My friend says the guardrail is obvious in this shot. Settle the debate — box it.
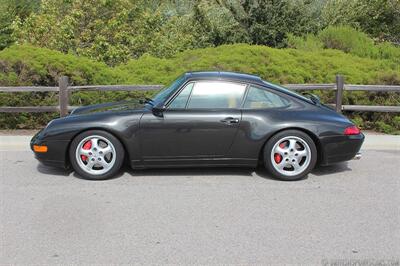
[0,75,399,117]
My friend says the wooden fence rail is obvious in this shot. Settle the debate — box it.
[0,74,399,117]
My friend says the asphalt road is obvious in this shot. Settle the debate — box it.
[1,133,399,265]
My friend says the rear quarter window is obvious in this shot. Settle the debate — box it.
[243,86,289,109]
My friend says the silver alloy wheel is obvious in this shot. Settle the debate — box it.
[75,135,116,175]
[270,136,311,177]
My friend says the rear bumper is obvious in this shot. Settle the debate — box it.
[320,133,364,165]
[30,130,69,169]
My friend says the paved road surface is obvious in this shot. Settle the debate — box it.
[1,133,399,265]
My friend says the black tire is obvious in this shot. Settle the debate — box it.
[263,130,317,181]
[69,130,125,180]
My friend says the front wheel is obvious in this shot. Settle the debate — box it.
[69,130,125,180]
[264,130,317,181]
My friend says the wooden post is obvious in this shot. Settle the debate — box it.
[59,76,69,117]
[335,75,344,113]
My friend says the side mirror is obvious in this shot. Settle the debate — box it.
[152,103,166,117]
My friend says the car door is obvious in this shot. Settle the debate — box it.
[139,80,247,160]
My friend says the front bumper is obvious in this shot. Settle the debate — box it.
[30,129,70,168]
[320,133,365,165]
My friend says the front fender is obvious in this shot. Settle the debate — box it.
[32,110,144,168]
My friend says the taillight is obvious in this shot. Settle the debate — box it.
[344,125,361,135]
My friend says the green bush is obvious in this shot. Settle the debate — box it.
[289,26,400,63]
[319,26,377,57]
[321,0,400,44]
[0,44,399,133]
[287,34,323,51]
[0,45,124,86]
[351,116,364,128]
[376,121,395,134]
[117,44,400,85]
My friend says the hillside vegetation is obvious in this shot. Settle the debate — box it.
[1,0,399,133]
[4,0,399,64]
[1,41,399,133]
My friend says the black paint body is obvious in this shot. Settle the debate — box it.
[31,72,364,169]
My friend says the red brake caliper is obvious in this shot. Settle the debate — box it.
[274,142,286,163]
[274,154,282,163]
[81,140,92,162]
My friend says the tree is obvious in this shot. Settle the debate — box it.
[220,0,321,47]
[322,0,400,43]
[192,0,250,46]
[13,0,143,65]
[0,0,39,50]
[12,0,207,64]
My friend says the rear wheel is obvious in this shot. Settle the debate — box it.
[264,130,317,181]
[69,130,124,180]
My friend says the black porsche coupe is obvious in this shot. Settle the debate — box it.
[31,71,364,181]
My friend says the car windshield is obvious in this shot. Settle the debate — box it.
[151,75,185,105]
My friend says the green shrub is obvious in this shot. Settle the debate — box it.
[319,26,377,57]
[117,44,400,85]
[289,26,400,64]
[0,45,124,86]
[376,42,400,62]
[394,116,400,128]
[350,116,363,128]
[287,34,323,51]
[376,121,395,134]
[0,44,399,133]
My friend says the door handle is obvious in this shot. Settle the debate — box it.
[220,117,240,124]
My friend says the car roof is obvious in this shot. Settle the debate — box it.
[184,71,263,84]
[183,71,314,105]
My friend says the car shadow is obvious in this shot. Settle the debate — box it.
[37,163,125,181]
[37,161,352,181]
[37,163,73,177]
[125,166,255,177]
[126,166,291,181]
[125,165,351,182]
[311,162,352,176]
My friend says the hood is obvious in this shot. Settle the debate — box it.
[70,100,145,116]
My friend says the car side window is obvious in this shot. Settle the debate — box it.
[186,81,246,109]
[168,83,194,109]
[243,86,289,109]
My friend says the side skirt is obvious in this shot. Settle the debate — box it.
[130,158,258,169]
